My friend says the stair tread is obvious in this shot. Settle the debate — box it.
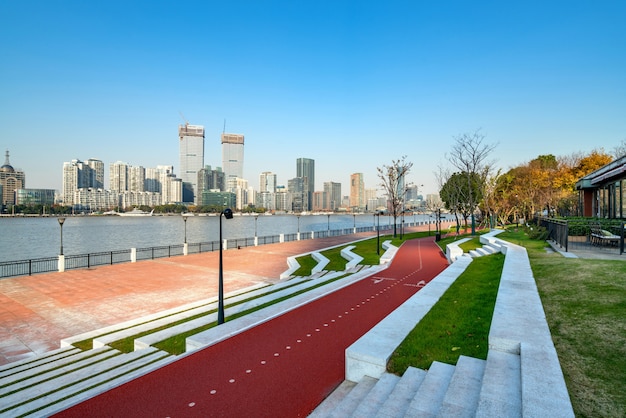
[438,356,486,418]
[375,367,427,418]
[475,350,522,418]
[329,376,378,418]
[404,361,456,417]
[352,373,400,417]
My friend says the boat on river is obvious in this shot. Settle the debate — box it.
[118,209,154,217]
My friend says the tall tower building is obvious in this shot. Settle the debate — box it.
[109,161,129,193]
[62,159,94,206]
[259,172,277,193]
[221,133,245,186]
[296,158,314,211]
[86,159,104,189]
[179,123,205,204]
[323,181,342,211]
[128,166,145,192]
[350,173,365,211]
[1,150,26,207]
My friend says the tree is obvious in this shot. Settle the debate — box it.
[446,130,497,234]
[612,138,626,159]
[377,156,413,237]
[440,171,482,230]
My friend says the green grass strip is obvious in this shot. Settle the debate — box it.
[499,227,626,417]
[108,279,315,353]
[388,252,504,373]
[154,273,351,355]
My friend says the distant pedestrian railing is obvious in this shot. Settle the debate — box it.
[0,220,438,279]
[539,217,569,252]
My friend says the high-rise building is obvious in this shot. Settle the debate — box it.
[259,171,277,193]
[62,159,97,205]
[258,172,277,211]
[323,181,342,211]
[350,173,365,211]
[1,150,26,208]
[296,158,314,211]
[128,166,145,192]
[109,161,129,193]
[179,123,205,204]
[86,159,104,189]
[221,133,244,186]
[198,165,225,194]
[288,177,307,213]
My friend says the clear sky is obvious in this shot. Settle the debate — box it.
[1,1,625,197]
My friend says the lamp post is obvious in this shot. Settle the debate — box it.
[254,215,258,237]
[297,215,300,233]
[327,214,330,235]
[218,208,233,325]
[376,211,380,255]
[57,217,65,255]
[183,215,188,244]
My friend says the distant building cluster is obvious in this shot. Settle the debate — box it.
[2,122,431,213]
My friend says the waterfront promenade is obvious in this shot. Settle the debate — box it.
[0,230,394,366]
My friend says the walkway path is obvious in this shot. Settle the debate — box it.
[52,237,449,417]
[0,232,391,366]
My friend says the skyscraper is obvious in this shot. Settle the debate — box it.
[221,133,244,187]
[109,161,129,193]
[179,123,205,204]
[296,158,314,211]
[62,159,97,206]
[1,150,26,207]
[350,173,365,211]
[323,181,342,211]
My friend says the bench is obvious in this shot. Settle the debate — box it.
[589,223,620,246]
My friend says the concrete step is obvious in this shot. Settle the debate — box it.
[1,347,120,406]
[0,346,117,391]
[328,375,378,418]
[437,356,486,417]
[0,346,81,380]
[351,373,401,417]
[403,361,456,417]
[375,367,427,418]
[308,380,357,418]
[475,350,522,418]
[93,278,310,348]
[3,347,172,417]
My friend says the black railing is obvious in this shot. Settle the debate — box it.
[0,221,430,279]
[0,257,58,278]
[539,217,569,252]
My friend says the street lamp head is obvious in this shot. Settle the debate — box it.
[58,217,65,226]
[222,208,234,219]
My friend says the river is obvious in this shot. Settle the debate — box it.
[0,213,436,263]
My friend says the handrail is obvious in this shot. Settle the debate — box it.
[0,221,434,279]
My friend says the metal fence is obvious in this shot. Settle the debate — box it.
[0,222,412,279]
[539,217,624,255]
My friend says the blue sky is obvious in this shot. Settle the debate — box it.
[1,1,625,197]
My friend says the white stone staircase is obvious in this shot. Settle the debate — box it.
[310,353,523,418]
[311,230,574,418]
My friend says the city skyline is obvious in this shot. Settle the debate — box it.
[1,2,625,197]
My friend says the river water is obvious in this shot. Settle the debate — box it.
[0,213,435,263]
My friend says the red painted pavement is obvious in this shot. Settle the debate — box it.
[54,237,449,418]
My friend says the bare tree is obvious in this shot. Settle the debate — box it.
[377,156,413,237]
[612,138,626,159]
[446,129,497,234]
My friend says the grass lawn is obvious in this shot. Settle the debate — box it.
[499,228,626,418]
[387,252,503,373]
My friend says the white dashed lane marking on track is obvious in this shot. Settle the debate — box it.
[205,245,430,405]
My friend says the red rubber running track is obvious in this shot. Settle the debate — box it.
[54,237,449,417]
